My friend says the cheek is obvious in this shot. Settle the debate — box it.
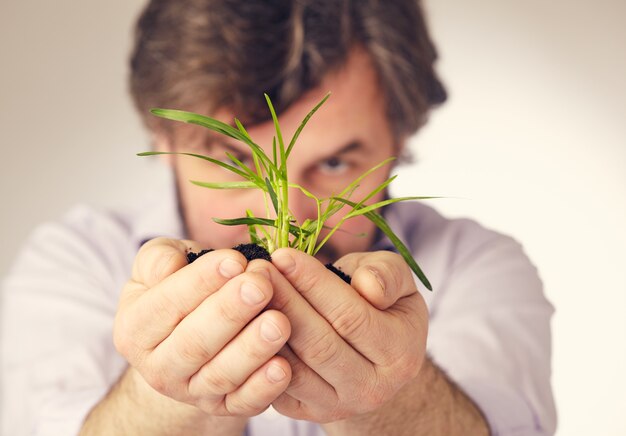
[322,179,388,254]
[180,184,267,247]
[325,214,378,255]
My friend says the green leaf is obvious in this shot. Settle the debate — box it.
[331,198,432,291]
[264,94,286,168]
[342,196,443,219]
[190,180,258,189]
[287,183,318,201]
[357,175,397,206]
[234,118,251,140]
[213,217,311,237]
[225,152,262,182]
[272,137,277,168]
[286,93,331,158]
[337,157,396,200]
[150,108,277,174]
[137,151,251,180]
[150,108,245,141]
[265,177,279,215]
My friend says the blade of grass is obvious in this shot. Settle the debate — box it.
[190,180,259,189]
[355,175,398,206]
[225,152,261,182]
[329,198,432,291]
[336,157,396,200]
[265,177,279,215]
[150,108,277,173]
[138,151,251,180]
[263,94,286,169]
[286,93,331,158]
[213,217,311,237]
[342,196,444,219]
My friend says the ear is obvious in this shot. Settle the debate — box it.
[394,136,414,167]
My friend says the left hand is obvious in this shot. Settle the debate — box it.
[246,248,429,423]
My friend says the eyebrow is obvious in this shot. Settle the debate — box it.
[333,140,364,155]
[210,137,365,160]
[206,137,251,157]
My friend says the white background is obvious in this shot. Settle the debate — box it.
[1,1,624,434]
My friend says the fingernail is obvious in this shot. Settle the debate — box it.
[240,282,265,305]
[367,267,386,293]
[260,320,282,342]
[266,364,287,383]
[272,251,295,274]
[219,258,244,278]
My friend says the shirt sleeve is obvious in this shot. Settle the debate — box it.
[425,225,557,435]
[1,206,133,436]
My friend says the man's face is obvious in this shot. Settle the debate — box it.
[157,49,398,264]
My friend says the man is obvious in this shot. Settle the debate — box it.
[1,1,556,435]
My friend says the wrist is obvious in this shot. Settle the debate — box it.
[81,367,247,436]
[322,358,489,436]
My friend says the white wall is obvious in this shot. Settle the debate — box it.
[1,1,624,435]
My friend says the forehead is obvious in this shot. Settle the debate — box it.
[173,48,394,159]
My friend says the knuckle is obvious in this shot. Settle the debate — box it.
[217,299,250,327]
[113,315,145,365]
[199,365,239,395]
[174,333,209,364]
[240,334,268,362]
[330,303,370,338]
[293,269,321,296]
[196,395,227,415]
[225,395,265,417]
[285,360,310,392]
[135,240,181,284]
[143,364,170,396]
[112,319,130,356]
[302,330,340,367]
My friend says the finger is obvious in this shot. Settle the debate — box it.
[148,271,274,384]
[217,356,292,417]
[249,258,374,391]
[273,344,338,421]
[119,238,200,309]
[271,248,385,359]
[188,310,289,399]
[120,248,248,353]
[132,238,205,288]
[335,251,419,310]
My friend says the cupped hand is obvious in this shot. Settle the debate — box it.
[113,238,292,417]
[247,248,429,423]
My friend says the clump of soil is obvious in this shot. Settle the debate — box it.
[325,263,351,284]
[186,249,214,263]
[232,243,272,262]
[186,244,269,264]
[186,243,351,283]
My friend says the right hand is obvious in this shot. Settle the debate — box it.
[113,238,292,417]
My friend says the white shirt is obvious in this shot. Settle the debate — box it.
[1,177,556,435]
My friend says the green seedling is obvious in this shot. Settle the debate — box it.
[139,93,434,290]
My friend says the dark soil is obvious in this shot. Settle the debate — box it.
[325,263,352,284]
[186,249,214,263]
[186,243,351,284]
[232,243,272,262]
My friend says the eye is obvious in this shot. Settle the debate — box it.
[318,156,350,175]
[226,152,253,167]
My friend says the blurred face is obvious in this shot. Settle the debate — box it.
[156,49,398,264]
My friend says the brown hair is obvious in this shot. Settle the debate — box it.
[129,0,447,140]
